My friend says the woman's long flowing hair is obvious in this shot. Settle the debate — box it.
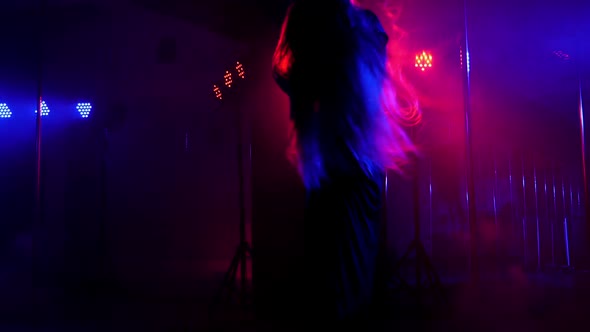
[273,0,421,188]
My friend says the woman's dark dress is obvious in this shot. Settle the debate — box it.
[304,165,384,320]
[274,4,388,321]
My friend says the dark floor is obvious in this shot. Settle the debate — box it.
[2,266,590,331]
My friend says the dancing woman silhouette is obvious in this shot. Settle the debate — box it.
[273,0,420,321]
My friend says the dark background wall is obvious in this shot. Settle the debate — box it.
[0,0,588,322]
[0,1,252,317]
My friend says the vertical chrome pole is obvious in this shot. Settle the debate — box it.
[551,171,557,266]
[508,158,517,260]
[544,170,550,269]
[561,176,569,268]
[33,0,47,326]
[521,156,527,268]
[578,189,582,216]
[565,217,571,267]
[492,155,499,271]
[577,75,590,250]
[429,157,433,256]
[493,156,499,226]
[533,162,541,271]
[35,1,46,223]
[462,0,478,282]
[569,180,575,220]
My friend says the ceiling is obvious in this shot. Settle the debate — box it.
[2,0,586,76]
[131,0,291,40]
[0,0,290,40]
[2,0,586,51]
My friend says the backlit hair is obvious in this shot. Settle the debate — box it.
[273,0,421,188]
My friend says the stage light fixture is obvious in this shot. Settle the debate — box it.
[415,51,433,72]
[0,103,12,118]
[236,61,245,79]
[77,102,92,118]
[224,71,233,88]
[35,101,50,117]
[213,84,223,100]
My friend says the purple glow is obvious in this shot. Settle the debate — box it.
[553,50,570,60]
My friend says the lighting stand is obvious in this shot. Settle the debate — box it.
[577,71,590,269]
[461,0,479,283]
[388,143,446,305]
[32,2,47,327]
[211,81,253,313]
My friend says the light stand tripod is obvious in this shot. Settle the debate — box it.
[33,1,47,326]
[388,0,479,301]
[211,82,253,312]
[388,144,446,304]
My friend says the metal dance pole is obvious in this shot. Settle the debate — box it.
[561,176,571,268]
[35,1,46,226]
[508,159,514,212]
[551,171,557,267]
[577,74,590,256]
[461,0,479,282]
[521,156,528,268]
[429,157,433,256]
[508,159,517,259]
[492,156,499,271]
[579,190,582,213]
[533,163,541,271]
[35,104,43,232]
[33,0,47,326]
[544,170,551,269]
[492,156,498,226]
[35,92,42,212]
[569,181,575,218]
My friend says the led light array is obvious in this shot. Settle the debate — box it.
[76,102,92,118]
[0,103,12,118]
[212,61,247,101]
[415,51,433,72]
[0,101,93,119]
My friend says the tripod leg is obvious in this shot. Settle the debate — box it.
[245,242,253,255]
[416,242,447,302]
[239,242,251,308]
[392,240,417,274]
[390,240,417,290]
[209,241,256,317]
[225,250,244,304]
[213,246,242,307]
[238,244,245,307]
